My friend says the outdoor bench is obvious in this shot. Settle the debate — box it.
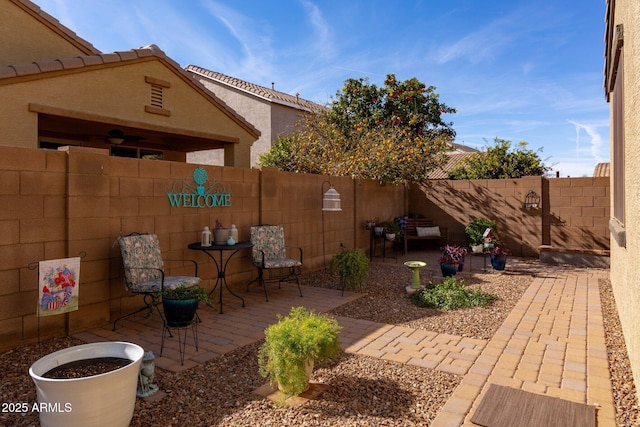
[403,219,447,254]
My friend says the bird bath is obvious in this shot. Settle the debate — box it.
[404,261,427,293]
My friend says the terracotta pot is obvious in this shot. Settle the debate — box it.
[213,228,230,245]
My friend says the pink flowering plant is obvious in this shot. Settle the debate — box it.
[439,245,467,265]
[489,246,511,256]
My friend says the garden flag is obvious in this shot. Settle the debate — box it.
[38,257,80,317]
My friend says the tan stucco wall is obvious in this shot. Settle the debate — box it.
[0,60,256,165]
[2,0,95,66]
[187,77,307,167]
[188,78,271,166]
[608,0,640,401]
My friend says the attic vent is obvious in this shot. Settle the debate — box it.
[150,85,164,108]
[144,76,171,116]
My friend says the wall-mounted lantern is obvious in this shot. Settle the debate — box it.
[523,190,540,209]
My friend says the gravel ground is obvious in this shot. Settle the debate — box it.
[1,260,638,426]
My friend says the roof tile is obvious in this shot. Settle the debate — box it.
[59,57,84,70]
[185,65,325,112]
[116,50,139,61]
[428,152,477,179]
[100,53,121,63]
[12,63,41,76]
[80,55,105,66]
[34,60,64,73]
[0,67,18,79]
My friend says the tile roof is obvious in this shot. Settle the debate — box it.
[185,65,326,112]
[13,0,100,55]
[450,142,478,153]
[428,152,478,179]
[0,44,165,80]
[593,162,610,177]
[0,44,260,139]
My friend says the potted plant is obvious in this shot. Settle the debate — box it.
[363,219,378,231]
[213,219,230,245]
[381,219,400,241]
[489,246,511,270]
[330,246,370,293]
[465,219,497,253]
[439,245,467,277]
[160,285,212,326]
[258,307,342,397]
[29,341,144,427]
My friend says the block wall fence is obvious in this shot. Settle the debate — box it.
[0,146,609,351]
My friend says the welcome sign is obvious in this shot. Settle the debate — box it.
[166,167,231,208]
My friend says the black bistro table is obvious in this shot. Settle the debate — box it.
[188,241,253,313]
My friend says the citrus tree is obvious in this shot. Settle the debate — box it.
[259,74,456,184]
[448,138,551,179]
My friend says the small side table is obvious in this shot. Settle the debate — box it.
[469,250,489,272]
[188,241,253,313]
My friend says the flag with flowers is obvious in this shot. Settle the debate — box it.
[38,257,80,317]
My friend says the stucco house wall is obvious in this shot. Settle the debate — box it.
[605,0,640,402]
[1,0,260,167]
[190,76,273,166]
[186,66,322,167]
[1,0,98,66]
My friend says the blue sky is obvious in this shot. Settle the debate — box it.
[35,0,609,177]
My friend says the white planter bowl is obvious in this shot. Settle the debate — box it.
[29,341,144,427]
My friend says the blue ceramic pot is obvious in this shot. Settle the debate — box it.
[162,298,198,327]
[490,254,507,270]
[440,263,458,277]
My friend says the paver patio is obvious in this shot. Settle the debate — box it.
[74,251,614,426]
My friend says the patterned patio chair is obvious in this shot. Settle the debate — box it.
[247,225,303,301]
[113,233,201,330]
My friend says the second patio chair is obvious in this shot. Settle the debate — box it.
[247,225,303,301]
[113,233,202,331]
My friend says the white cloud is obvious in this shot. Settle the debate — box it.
[300,0,333,59]
[567,119,608,164]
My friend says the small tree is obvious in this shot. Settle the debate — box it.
[448,138,550,179]
[259,74,456,184]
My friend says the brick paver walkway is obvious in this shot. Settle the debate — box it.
[76,257,615,426]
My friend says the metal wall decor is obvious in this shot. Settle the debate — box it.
[523,190,540,209]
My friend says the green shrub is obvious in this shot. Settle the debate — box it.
[258,307,342,396]
[464,218,497,246]
[330,247,369,291]
[409,276,496,310]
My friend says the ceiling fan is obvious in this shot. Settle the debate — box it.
[105,129,146,145]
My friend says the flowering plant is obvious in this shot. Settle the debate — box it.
[363,219,378,230]
[215,220,225,229]
[439,245,467,264]
[489,246,511,256]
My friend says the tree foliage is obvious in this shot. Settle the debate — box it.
[259,74,456,184]
[448,138,551,180]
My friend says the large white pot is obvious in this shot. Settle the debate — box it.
[29,341,144,427]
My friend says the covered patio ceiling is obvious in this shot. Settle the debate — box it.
[37,113,234,153]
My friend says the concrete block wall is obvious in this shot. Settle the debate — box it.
[0,146,405,351]
[0,145,609,351]
[0,147,68,347]
[408,176,609,256]
[547,177,610,250]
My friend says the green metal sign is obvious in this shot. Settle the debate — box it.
[166,167,231,208]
